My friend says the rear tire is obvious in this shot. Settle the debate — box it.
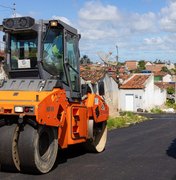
[84,121,107,153]
[18,124,58,174]
[0,124,20,172]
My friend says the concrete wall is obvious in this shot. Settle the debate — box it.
[154,85,167,106]
[143,75,154,110]
[103,74,119,115]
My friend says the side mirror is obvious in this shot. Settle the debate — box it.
[98,81,105,96]
[3,35,6,42]
[81,84,91,97]
[0,25,3,31]
[78,34,81,40]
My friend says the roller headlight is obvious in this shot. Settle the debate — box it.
[14,106,24,113]
[2,16,35,30]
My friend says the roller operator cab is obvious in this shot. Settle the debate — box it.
[0,17,109,174]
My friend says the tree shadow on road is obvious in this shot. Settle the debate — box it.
[167,139,176,180]
[166,139,176,159]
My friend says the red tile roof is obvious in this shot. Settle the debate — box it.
[80,65,106,84]
[125,61,138,71]
[146,64,165,72]
[0,51,4,58]
[154,71,167,77]
[119,74,131,81]
[120,74,150,89]
[154,82,174,90]
[80,64,120,84]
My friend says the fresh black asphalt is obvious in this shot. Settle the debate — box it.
[1,114,176,180]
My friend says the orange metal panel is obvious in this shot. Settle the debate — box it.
[67,104,88,145]
[37,89,68,127]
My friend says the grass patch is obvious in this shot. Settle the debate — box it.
[150,107,163,113]
[107,112,147,130]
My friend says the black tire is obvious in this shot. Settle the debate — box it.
[18,124,58,174]
[84,121,107,153]
[0,124,20,172]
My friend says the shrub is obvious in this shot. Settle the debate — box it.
[150,107,163,113]
[107,112,147,130]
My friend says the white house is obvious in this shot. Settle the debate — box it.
[154,72,173,82]
[119,73,166,112]
[162,74,172,82]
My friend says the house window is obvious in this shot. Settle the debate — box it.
[139,96,142,99]
[135,95,138,98]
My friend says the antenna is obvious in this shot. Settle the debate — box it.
[97,51,117,66]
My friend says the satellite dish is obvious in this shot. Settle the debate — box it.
[97,51,117,66]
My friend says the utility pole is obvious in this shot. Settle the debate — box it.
[116,45,118,64]
[175,80,176,104]
[13,3,16,17]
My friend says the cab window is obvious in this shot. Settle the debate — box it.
[10,32,38,70]
[66,34,80,92]
[43,28,66,83]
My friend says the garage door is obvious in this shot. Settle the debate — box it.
[125,94,134,111]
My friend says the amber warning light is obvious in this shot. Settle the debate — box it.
[49,20,58,27]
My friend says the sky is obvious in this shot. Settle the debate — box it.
[0,0,176,62]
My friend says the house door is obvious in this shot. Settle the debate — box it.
[125,94,134,111]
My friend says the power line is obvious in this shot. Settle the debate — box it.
[0,4,13,10]
[0,3,16,17]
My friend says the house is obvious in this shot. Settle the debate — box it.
[154,82,175,90]
[154,82,175,100]
[0,51,4,61]
[166,62,175,70]
[80,64,119,116]
[118,66,128,75]
[125,60,138,71]
[0,63,7,80]
[119,73,166,112]
[145,63,165,72]
[145,61,152,66]
[154,72,172,82]
[118,74,132,84]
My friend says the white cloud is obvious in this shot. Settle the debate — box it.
[160,1,176,32]
[144,37,164,45]
[78,1,121,22]
[130,12,157,32]
[77,0,176,61]
[78,1,122,43]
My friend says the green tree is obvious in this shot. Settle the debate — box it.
[161,66,170,73]
[138,60,146,70]
[80,55,92,64]
[170,68,176,75]
[135,60,146,72]
[167,86,175,94]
